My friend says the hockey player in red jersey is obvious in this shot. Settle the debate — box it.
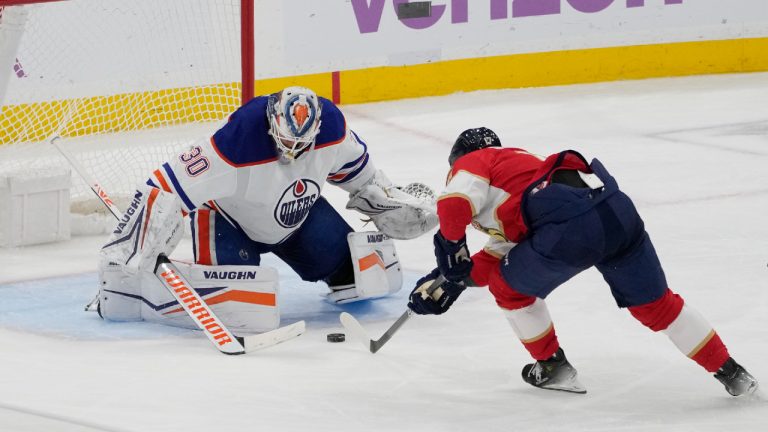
[407,127,758,396]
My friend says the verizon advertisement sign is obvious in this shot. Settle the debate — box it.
[271,0,767,73]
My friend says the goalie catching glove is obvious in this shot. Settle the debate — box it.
[408,268,466,315]
[346,170,438,240]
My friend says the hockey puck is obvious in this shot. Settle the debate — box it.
[327,333,346,343]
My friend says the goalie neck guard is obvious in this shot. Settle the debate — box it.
[449,127,501,167]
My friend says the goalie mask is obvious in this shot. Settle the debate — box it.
[449,127,501,167]
[267,86,322,162]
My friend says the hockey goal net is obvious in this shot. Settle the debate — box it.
[0,0,254,216]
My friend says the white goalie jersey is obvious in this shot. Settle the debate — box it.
[147,96,376,245]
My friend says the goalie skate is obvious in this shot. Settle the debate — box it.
[521,348,586,394]
[714,358,758,397]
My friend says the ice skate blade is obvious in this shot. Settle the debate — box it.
[523,369,587,394]
[522,359,587,394]
[733,380,759,397]
[717,368,759,397]
[534,380,587,394]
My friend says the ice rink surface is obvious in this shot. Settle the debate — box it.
[1,73,767,431]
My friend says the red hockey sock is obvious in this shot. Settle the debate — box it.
[522,325,560,361]
[691,332,730,373]
[628,288,683,332]
[629,288,730,373]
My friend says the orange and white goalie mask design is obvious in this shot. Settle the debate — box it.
[267,86,322,162]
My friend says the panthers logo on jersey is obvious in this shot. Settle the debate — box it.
[274,179,320,228]
[471,220,508,242]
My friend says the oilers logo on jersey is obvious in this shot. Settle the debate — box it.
[274,179,320,228]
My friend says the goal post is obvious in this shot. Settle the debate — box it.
[0,0,255,216]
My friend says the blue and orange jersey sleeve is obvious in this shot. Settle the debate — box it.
[322,100,376,190]
[146,98,280,213]
[147,137,240,214]
[327,130,371,186]
[146,162,196,214]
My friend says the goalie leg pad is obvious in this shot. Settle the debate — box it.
[186,264,279,333]
[98,261,280,333]
[141,263,281,333]
[97,262,142,321]
[327,232,402,304]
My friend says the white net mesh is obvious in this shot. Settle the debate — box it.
[0,0,242,213]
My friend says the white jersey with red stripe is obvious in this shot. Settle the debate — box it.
[148,96,376,245]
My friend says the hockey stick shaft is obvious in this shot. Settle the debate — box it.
[369,308,413,353]
[51,136,303,354]
[341,274,446,353]
[51,136,122,219]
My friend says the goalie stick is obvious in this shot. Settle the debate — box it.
[51,135,305,355]
[340,275,445,353]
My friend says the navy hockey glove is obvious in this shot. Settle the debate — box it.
[433,231,473,283]
[408,268,466,315]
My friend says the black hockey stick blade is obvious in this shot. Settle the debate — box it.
[371,309,413,353]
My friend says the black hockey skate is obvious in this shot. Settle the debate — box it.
[521,348,586,394]
[714,357,758,396]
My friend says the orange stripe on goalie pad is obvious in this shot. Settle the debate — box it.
[204,290,276,307]
[358,253,385,271]
[163,290,276,315]
[140,187,160,249]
